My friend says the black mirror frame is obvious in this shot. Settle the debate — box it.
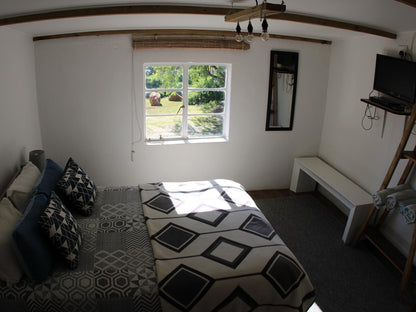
[265,51,298,131]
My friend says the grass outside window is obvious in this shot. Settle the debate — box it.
[144,63,230,142]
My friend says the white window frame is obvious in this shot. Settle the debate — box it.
[143,62,231,144]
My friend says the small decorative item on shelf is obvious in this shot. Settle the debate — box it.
[29,150,45,172]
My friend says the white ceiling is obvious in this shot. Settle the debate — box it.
[1,0,416,40]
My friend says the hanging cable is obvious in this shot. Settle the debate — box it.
[130,42,143,161]
[362,90,380,130]
[361,104,379,131]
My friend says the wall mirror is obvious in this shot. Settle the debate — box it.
[266,51,298,131]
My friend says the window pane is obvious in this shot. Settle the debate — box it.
[146,116,182,139]
[188,115,223,137]
[145,66,183,89]
[188,65,226,88]
[188,91,225,114]
[145,91,183,115]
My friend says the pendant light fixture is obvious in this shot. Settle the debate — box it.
[235,22,243,42]
[226,0,286,44]
[261,18,269,41]
[246,19,254,43]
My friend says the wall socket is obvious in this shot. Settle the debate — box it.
[398,45,409,58]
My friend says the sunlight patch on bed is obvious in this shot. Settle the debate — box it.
[173,198,233,214]
[308,302,323,312]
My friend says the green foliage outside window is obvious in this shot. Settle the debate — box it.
[144,64,228,140]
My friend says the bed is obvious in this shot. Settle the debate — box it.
[0,158,315,312]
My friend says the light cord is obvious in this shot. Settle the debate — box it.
[361,104,379,131]
[130,44,143,161]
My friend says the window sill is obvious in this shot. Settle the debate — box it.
[145,137,228,146]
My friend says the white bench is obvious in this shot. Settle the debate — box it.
[290,157,373,244]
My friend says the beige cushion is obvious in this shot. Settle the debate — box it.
[7,162,40,213]
[0,197,23,283]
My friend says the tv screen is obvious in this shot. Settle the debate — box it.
[373,54,416,104]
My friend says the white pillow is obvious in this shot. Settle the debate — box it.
[7,162,40,213]
[0,197,23,283]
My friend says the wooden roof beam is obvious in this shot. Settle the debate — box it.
[270,13,396,39]
[0,5,231,26]
[224,3,285,23]
[0,4,396,39]
[394,0,416,8]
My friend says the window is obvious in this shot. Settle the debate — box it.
[144,63,230,142]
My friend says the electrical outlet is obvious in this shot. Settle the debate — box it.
[398,45,409,58]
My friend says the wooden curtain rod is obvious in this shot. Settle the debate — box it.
[133,39,250,50]
[33,29,332,45]
[1,4,396,39]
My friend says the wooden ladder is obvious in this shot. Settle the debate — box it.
[352,103,416,297]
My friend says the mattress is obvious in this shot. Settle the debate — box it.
[140,179,315,311]
[0,181,315,312]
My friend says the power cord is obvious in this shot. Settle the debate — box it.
[130,42,143,161]
[361,90,379,131]
[361,103,379,130]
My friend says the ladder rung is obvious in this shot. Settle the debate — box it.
[402,151,416,162]
[364,227,406,274]
[352,104,416,297]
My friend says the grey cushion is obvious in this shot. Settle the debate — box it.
[7,162,40,213]
[0,198,23,283]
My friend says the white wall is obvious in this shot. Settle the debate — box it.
[319,31,416,256]
[0,27,42,194]
[35,35,330,190]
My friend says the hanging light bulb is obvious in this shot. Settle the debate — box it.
[246,19,254,43]
[235,22,243,42]
[261,18,269,41]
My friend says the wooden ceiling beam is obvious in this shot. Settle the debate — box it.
[0,5,231,26]
[0,5,230,26]
[270,13,397,39]
[33,29,332,45]
[0,4,396,39]
[394,0,416,8]
[224,3,285,23]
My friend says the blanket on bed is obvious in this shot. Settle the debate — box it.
[0,187,161,312]
[140,179,315,312]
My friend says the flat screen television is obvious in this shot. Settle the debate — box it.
[373,54,416,104]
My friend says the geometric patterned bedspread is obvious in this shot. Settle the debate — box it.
[139,179,315,312]
[0,187,161,312]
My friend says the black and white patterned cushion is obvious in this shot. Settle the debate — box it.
[38,192,82,269]
[56,158,96,216]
